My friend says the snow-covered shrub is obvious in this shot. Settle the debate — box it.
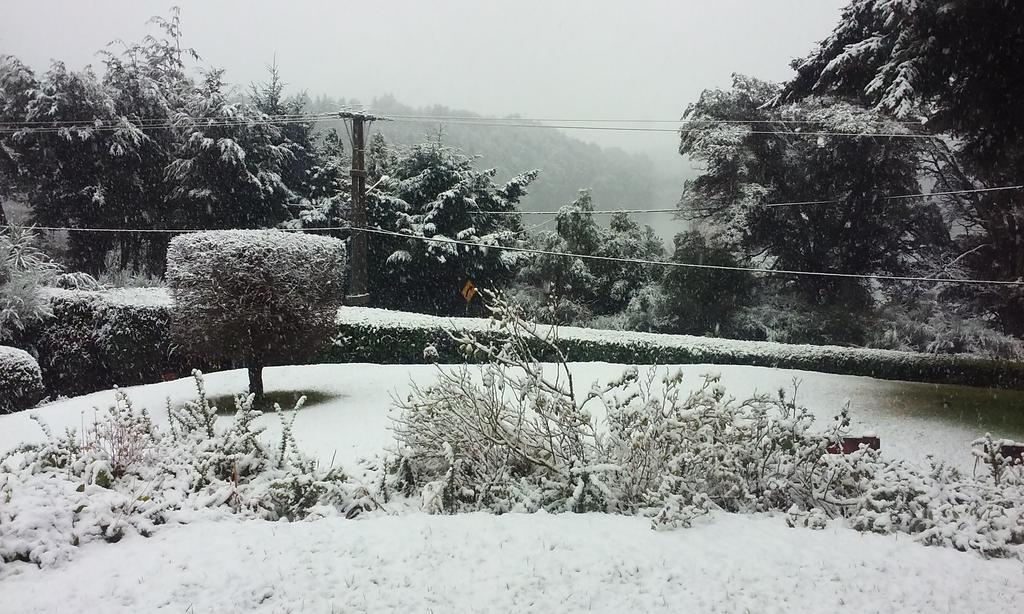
[814,445,1024,557]
[619,283,671,333]
[0,371,372,571]
[50,271,104,291]
[868,301,1024,360]
[0,225,60,344]
[167,230,346,399]
[393,299,612,514]
[392,293,847,517]
[0,346,44,413]
[506,284,594,327]
[599,369,848,518]
[391,293,1024,558]
[729,291,870,346]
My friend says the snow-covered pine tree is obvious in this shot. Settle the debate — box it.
[166,69,294,232]
[364,136,538,315]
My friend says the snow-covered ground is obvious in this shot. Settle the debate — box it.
[3,511,1022,614]
[3,362,1023,612]
[3,362,1021,471]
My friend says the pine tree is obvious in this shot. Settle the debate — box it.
[166,69,293,231]
[363,135,538,314]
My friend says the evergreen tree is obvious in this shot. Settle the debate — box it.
[658,231,751,335]
[10,62,125,274]
[782,0,1024,333]
[515,191,665,322]
[1,9,199,274]
[679,75,946,307]
[0,56,37,204]
[96,7,197,272]
[250,62,323,203]
[166,69,293,231]
[364,136,538,314]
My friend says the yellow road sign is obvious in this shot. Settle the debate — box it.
[461,280,478,302]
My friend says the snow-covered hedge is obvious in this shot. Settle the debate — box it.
[30,288,184,397]
[0,346,44,413]
[0,371,372,571]
[330,306,1024,390]
[20,288,1024,397]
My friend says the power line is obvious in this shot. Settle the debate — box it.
[760,185,1024,208]
[480,207,680,216]
[0,113,318,127]
[373,113,929,127]
[5,221,1020,285]
[0,114,341,135]
[0,110,351,128]
[0,224,344,234]
[0,111,928,128]
[385,117,940,139]
[351,226,1023,287]
[477,184,1024,216]
[0,112,941,140]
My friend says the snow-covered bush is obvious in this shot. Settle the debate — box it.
[167,230,346,399]
[0,225,60,344]
[50,271,104,291]
[817,444,1024,557]
[729,291,870,346]
[392,294,846,517]
[392,299,609,514]
[0,371,372,571]
[0,346,44,413]
[391,293,1024,558]
[867,301,1024,360]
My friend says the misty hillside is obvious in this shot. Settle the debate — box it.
[309,95,663,213]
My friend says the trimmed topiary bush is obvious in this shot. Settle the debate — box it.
[166,230,347,400]
[0,345,44,413]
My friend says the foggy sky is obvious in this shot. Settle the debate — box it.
[1,0,846,162]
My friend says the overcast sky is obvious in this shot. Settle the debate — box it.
[1,0,847,175]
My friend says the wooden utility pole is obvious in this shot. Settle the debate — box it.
[339,111,385,306]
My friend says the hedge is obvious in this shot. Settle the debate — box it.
[29,289,187,397]
[18,289,1024,397]
[327,307,1024,391]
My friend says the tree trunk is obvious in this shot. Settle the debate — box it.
[247,364,265,402]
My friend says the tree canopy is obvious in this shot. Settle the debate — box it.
[679,74,946,305]
[783,0,1024,332]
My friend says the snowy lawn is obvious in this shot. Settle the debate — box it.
[2,511,1023,613]
[2,362,1023,613]
[4,362,1023,471]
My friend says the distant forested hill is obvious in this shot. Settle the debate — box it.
[309,95,660,213]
